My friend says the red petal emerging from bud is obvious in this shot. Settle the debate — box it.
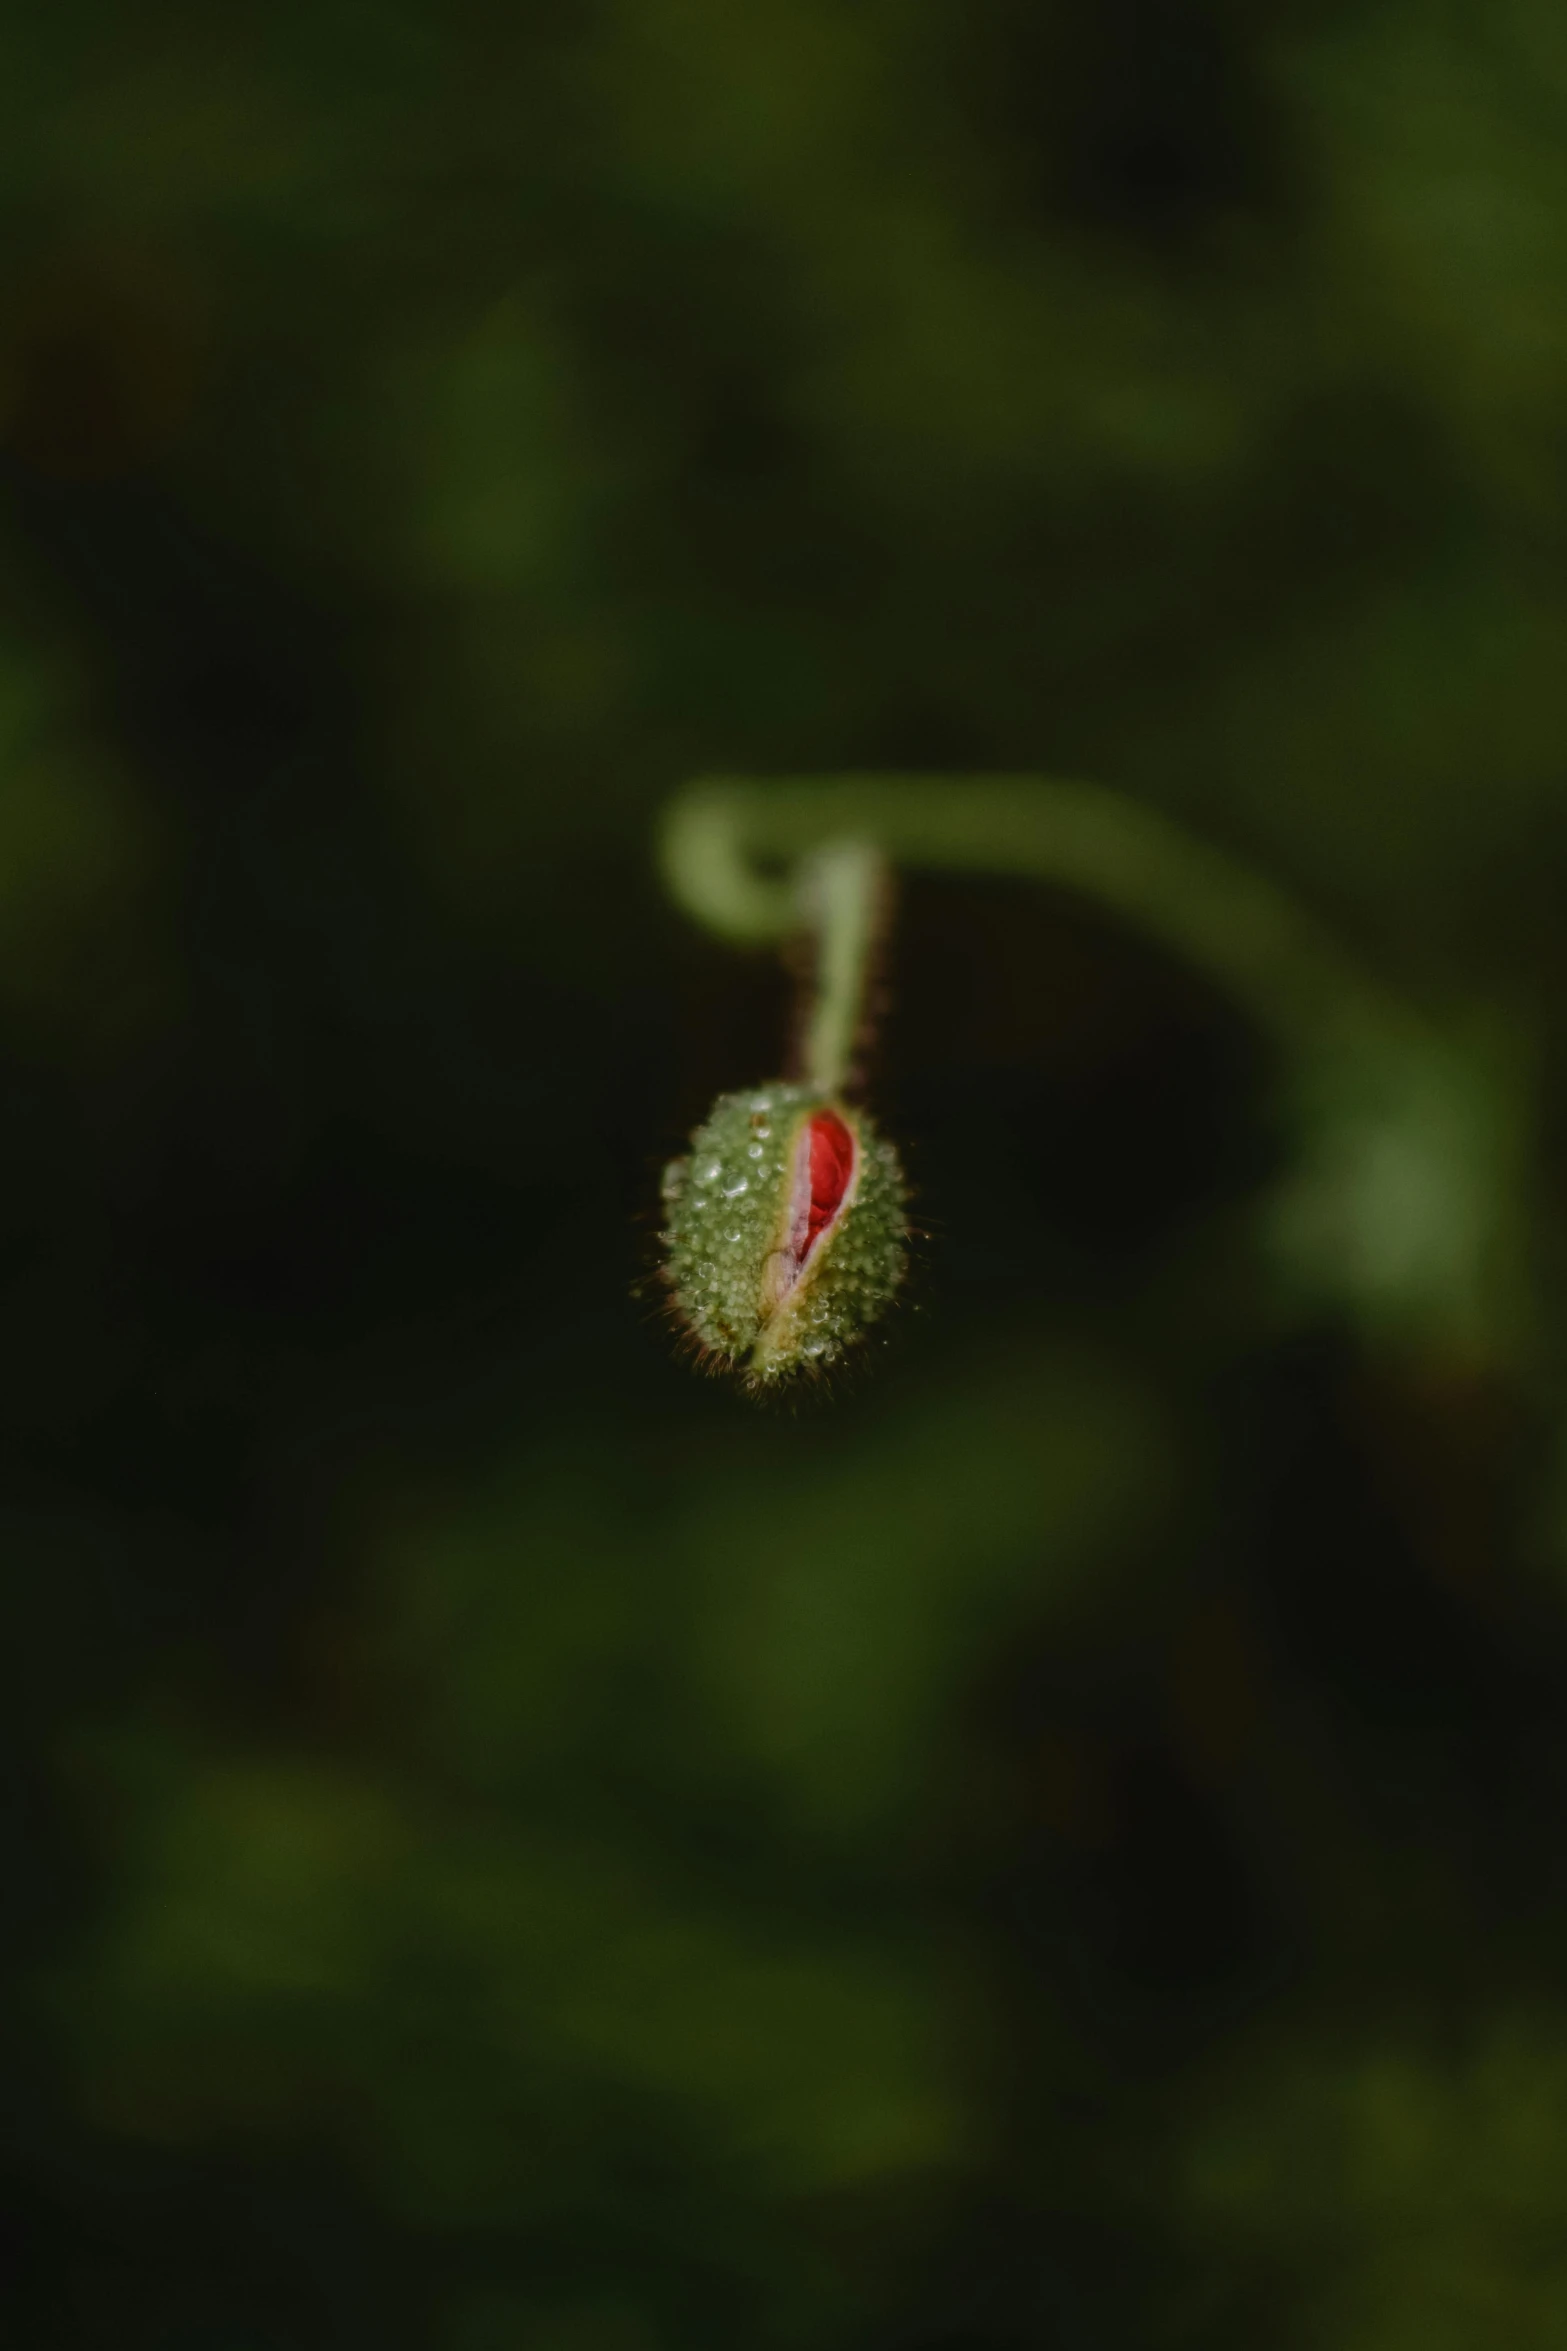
[805,1109,855,1257]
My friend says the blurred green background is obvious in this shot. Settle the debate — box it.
[8,1,1567,2343]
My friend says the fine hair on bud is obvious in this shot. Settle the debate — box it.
[660,1080,907,1387]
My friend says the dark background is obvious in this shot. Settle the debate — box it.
[7,1,1567,2343]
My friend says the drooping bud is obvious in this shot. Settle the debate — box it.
[661,1081,907,1384]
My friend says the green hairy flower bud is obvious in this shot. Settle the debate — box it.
[661,1081,907,1384]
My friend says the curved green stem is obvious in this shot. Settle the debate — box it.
[798,839,886,1095]
[659,773,1397,1060]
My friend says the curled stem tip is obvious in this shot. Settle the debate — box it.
[661,773,1392,1059]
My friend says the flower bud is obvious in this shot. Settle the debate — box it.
[661,1081,907,1383]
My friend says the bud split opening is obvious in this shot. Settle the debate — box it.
[661,1083,907,1385]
